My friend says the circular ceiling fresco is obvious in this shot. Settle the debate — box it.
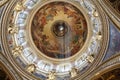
[31,2,87,59]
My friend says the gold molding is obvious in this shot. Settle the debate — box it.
[87,53,120,80]
[91,64,120,80]
[98,0,120,30]
[0,0,9,7]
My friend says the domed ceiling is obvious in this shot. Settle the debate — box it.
[0,0,109,80]
[31,2,87,59]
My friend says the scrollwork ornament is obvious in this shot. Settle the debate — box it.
[12,46,23,56]
[8,23,18,35]
[70,68,78,78]
[14,2,26,12]
[47,71,56,80]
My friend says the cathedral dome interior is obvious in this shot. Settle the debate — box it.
[0,0,120,80]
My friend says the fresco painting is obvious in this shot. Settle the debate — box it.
[31,2,87,59]
[104,22,120,61]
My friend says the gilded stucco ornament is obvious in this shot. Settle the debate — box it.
[93,9,99,17]
[70,68,78,78]
[12,46,23,56]
[26,64,36,73]
[14,2,26,12]
[96,32,102,41]
[86,55,94,63]
[8,24,18,35]
[47,71,56,80]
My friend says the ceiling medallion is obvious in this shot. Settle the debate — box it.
[31,2,87,59]
[5,0,105,79]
